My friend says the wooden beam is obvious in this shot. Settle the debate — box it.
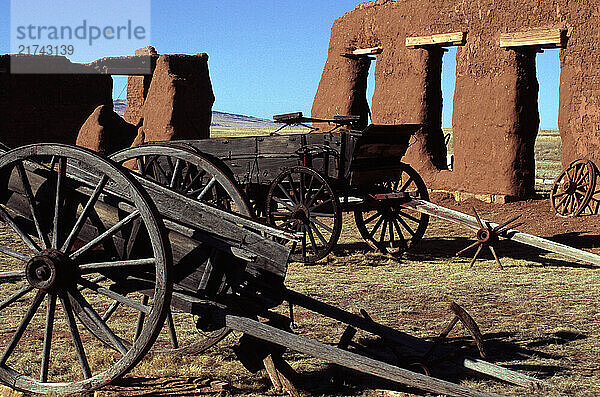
[224,314,504,397]
[402,199,600,266]
[499,28,565,48]
[406,32,466,48]
[352,47,383,55]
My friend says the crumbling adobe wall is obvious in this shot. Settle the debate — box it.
[124,46,158,126]
[313,0,599,198]
[0,55,112,148]
[139,53,215,142]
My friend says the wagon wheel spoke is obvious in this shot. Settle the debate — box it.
[0,204,41,253]
[388,218,395,247]
[0,290,46,366]
[52,157,66,249]
[305,225,320,256]
[59,292,92,379]
[0,270,25,282]
[277,182,298,205]
[469,245,484,267]
[379,219,389,244]
[61,174,109,253]
[306,185,325,209]
[397,209,421,224]
[363,211,382,225]
[169,159,183,188]
[69,210,141,260]
[182,169,207,194]
[396,213,416,237]
[16,162,50,249]
[0,245,31,262]
[0,285,33,311]
[70,288,129,356]
[40,293,57,382]
[368,215,385,239]
[309,223,328,245]
[399,175,414,192]
[197,177,217,200]
[135,295,150,341]
[77,278,152,314]
[102,300,121,322]
[392,218,408,250]
[78,258,156,273]
[310,216,334,233]
[165,309,179,349]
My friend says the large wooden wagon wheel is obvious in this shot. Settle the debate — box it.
[0,144,171,394]
[550,159,597,217]
[111,143,250,354]
[266,166,341,263]
[354,163,429,254]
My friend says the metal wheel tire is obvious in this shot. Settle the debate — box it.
[266,166,341,263]
[0,144,172,394]
[550,159,597,217]
[354,162,429,254]
[111,143,245,354]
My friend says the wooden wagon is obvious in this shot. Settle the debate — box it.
[0,143,546,396]
[122,112,431,263]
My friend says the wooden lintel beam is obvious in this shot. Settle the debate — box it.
[352,46,383,55]
[406,32,466,48]
[499,28,566,48]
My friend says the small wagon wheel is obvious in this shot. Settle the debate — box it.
[550,159,597,217]
[111,143,250,354]
[111,143,250,216]
[0,144,171,394]
[266,166,341,263]
[354,162,429,254]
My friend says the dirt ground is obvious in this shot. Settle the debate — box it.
[89,192,600,397]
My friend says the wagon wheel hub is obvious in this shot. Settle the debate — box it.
[562,180,576,194]
[476,228,491,243]
[293,204,310,223]
[25,249,73,291]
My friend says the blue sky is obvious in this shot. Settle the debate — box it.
[0,0,560,128]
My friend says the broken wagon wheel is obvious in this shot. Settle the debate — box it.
[266,166,342,263]
[354,162,429,255]
[422,301,486,364]
[111,143,252,354]
[0,144,172,394]
[456,207,521,269]
[550,159,597,217]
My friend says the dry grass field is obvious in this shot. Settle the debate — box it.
[3,128,599,396]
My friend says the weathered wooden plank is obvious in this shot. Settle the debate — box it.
[499,28,565,48]
[352,47,383,55]
[462,358,551,389]
[406,32,466,47]
[223,314,504,397]
[402,199,600,266]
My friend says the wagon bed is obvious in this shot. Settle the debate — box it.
[160,116,429,263]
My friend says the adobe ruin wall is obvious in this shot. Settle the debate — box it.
[0,48,214,150]
[312,0,600,199]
